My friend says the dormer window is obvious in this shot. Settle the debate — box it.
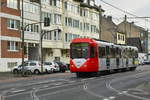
[83,0,88,3]
[90,0,94,6]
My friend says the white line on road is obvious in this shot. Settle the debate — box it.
[103,98,109,100]
[4,82,82,98]
[109,96,116,99]
[106,73,150,100]
[11,89,26,93]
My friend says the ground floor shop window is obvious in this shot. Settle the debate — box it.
[7,62,17,69]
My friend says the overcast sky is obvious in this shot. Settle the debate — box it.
[96,0,150,30]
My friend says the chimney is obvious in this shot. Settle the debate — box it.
[131,21,134,24]
[107,16,112,22]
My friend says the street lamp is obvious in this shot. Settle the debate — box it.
[21,0,25,64]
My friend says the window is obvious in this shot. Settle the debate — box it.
[106,46,110,55]
[7,0,18,9]
[8,41,20,51]
[54,0,61,7]
[90,0,94,6]
[123,36,125,41]
[41,0,49,4]
[80,9,89,17]
[42,12,51,26]
[83,23,89,31]
[68,18,72,26]
[54,31,57,40]
[43,30,53,40]
[29,62,36,66]
[73,20,79,28]
[71,43,89,59]
[24,21,39,33]
[64,2,67,10]
[110,48,116,58]
[99,47,106,58]
[118,34,120,40]
[80,22,83,30]
[22,2,38,13]
[54,14,61,24]
[7,19,19,30]
[65,17,68,26]
[116,47,121,58]
[91,25,97,33]
[7,62,17,68]
[90,47,95,58]
[65,33,67,42]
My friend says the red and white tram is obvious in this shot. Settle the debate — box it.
[70,38,138,77]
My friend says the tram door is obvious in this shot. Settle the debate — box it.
[106,46,110,69]
[116,47,120,68]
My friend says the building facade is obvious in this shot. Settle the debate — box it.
[101,16,117,43]
[118,21,148,53]
[0,0,100,71]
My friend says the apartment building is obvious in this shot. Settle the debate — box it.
[0,0,100,71]
[118,21,148,53]
[0,0,22,71]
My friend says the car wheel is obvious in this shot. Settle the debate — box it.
[13,69,19,74]
[46,69,52,74]
[34,69,40,75]
[62,70,66,73]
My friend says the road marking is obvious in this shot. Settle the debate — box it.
[122,91,127,94]
[103,98,109,100]
[11,89,26,93]
[54,82,62,86]
[109,96,116,99]
[106,72,150,100]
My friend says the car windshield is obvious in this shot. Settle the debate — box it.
[44,62,52,65]
[56,62,63,65]
[70,43,89,59]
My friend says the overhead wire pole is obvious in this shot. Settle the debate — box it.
[39,0,43,73]
[99,5,102,40]
[21,0,24,65]
[124,15,127,44]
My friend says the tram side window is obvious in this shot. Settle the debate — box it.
[90,47,95,58]
[128,49,132,58]
[106,46,110,56]
[110,48,116,58]
[134,51,138,58]
[116,47,121,58]
[99,47,106,58]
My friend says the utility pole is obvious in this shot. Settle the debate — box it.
[39,0,43,73]
[99,5,102,40]
[21,0,24,65]
[124,15,127,44]
[147,29,149,53]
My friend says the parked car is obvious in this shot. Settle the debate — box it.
[51,62,60,72]
[142,60,150,65]
[43,62,58,72]
[55,62,67,72]
[12,61,52,74]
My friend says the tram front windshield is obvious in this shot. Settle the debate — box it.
[71,43,89,59]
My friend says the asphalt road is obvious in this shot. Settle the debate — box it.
[0,65,150,100]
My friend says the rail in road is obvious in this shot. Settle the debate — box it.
[0,65,150,100]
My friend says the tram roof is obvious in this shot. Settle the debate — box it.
[71,38,138,51]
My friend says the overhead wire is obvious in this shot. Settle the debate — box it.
[100,0,150,25]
